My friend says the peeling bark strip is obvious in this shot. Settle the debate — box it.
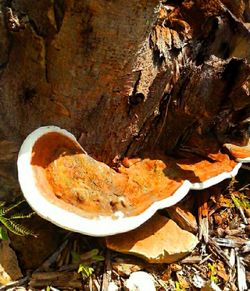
[0,1,250,200]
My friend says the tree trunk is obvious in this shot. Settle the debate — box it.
[0,0,250,199]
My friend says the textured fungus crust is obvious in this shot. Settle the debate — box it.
[30,132,238,219]
[223,143,250,162]
[31,132,123,217]
[30,133,185,217]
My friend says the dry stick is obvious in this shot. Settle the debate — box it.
[229,248,236,268]
[208,238,232,268]
[198,254,212,265]
[214,237,247,249]
[59,236,78,267]
[58,263,78,272]
[0,276,29,291]
[198,191,210,243]
[30,280,82,289]
[101,249,112,291]
[181,255,202,264]
[236,252,247,291]
[56,239,72,267]
[240,241,250,254]
[152,273,169,290]
[89,276,93,291]
[226,248,237,290]
[93,278,101,291]
[0,236,71,291]
[32,271,73,280]
[234,203,248,225]
[29,271,82,288]
[231,190,248,224]
[35,234,71,272]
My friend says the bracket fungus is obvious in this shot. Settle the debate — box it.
[223,143,250,163]
[17,126,243,236]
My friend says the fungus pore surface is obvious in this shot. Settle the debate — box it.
[17,126,242,235]
[29,129,238,218]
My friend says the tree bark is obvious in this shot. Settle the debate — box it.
[0,0,250,199]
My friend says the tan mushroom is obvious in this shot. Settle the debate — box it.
[17,126,241,236]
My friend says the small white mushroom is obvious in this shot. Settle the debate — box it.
[124,271,156,291]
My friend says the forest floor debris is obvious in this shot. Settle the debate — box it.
[0,169,249,290]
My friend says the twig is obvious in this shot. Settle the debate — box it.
[238,206,248,225]
[56,238,72,267]
[35,234,70,272]
[30,280,82,289]
[240,241,250,253]
[226,248,237,290]
[89,276,93,291]
[232,195,248,225]
[198,254,212,265]
[229,248,236,267]
[93,278,101,291]
[214,237,247,249]
[198,191,209,243]
[236,253,247,291]
[58,263,78,272]
[181,255,202,264]
[101,249,112,291]
[152,273,169,290]
[29,271,82,288]
[207,238,231,268]
[0,276,29,290]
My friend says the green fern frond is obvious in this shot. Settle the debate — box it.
[6,219,36,237]
[2,199,25,215]
[0,216,19,235]
[0,215,10,228]
[0,201,6,216]
[0,199,36,238]
[0,201,6,208]
[0,214,36,237]
[10,212,35,220]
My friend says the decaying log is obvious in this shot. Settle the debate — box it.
[0,0,249,203]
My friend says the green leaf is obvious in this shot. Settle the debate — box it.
[71,251,80,263]
[78,263,94,278]
[175,281,184,291]
[80,248,100,261]
[89,248,99,257]
[232,193,250,210]
[232,195,241,208]
[0,227,8,240]
[208,263,218,283]
[92,254,105,262]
